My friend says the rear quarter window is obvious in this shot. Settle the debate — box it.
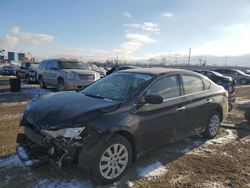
[182,75,204,95]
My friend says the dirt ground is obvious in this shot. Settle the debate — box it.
[0,76,250,188]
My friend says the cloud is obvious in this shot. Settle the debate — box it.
[122,12,132,18]
[0,26,54,51]
[124,22,160,33]
[192,23,250,56]
[163,12,173,18]
[126,33,155,44]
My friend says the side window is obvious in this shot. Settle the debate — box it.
[182,75,204,95]
[147,75,181,100]
[51,61,58,69]
[203,78,211,90]
[45,61,51,70]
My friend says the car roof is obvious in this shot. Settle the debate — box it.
[120,67,201,76]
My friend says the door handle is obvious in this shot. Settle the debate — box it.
[176,106,186,111]
[206,99,213,103]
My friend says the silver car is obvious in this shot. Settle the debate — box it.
[37,59,100,91]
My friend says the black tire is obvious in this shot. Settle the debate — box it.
[25,74,30,84]
[203,111,221,139]
[39,76,46,88]
[79,135,132,185]
[240,78,249,85]
[57,78,64,92]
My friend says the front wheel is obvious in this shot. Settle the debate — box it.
[39,76,46,88]
[91,135,132,184]
[203,111,221,139]
[57,79,64,92]
[25,74,30,84]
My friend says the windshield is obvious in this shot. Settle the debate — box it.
[81,73,153,101]
[58,61,88,69]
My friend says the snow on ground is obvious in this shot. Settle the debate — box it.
[179,129,238,155]
[235,97,250,104]
[205,129,238,145]
[0,88,49,97]
[21,88,49,97]
[35,179,93,188]
[127,181,134,187]
[137,161,167,179]
[202,181,225,188]
[0,155,23,168]
[0,113,22,120]
[0,101,28,106]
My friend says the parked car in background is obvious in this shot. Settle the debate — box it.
[88,64,106,78]
[194,70,236,111]
[25,63,39,84]
[0,65,18,76]
[17,68,228,184]
[37,59,100,91]
[106,65,139,75]
[16,62,39,84]
[214,68,250,84]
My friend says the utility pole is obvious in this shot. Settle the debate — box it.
[187,48,191,66]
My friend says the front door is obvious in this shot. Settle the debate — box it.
[135,74,187,153]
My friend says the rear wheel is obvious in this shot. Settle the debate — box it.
[203,111,221,139]
[57,79,64,92]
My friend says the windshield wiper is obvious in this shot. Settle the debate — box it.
[84,93,105,99]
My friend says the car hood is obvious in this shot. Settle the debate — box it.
[23,91,121,130]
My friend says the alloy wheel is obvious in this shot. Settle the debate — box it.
[209,114,220,136]
[99,143,128,180]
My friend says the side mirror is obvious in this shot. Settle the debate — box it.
[144,95,163,104]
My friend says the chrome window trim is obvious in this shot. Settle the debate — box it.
[136,73,212,104]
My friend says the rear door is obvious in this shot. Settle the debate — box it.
[135,74,187,152]
[180,74,210,137]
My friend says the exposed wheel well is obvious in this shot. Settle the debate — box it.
[114,130,137,161]
[214,107,223,122]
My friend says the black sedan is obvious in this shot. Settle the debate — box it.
[17,68,228,184]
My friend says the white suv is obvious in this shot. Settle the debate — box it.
[37,59,100,91]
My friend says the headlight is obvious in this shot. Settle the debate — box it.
[66,72,77,80]
[42,127,85,139]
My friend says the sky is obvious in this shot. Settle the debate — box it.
[1,0,250,65]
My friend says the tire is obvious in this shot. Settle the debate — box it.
[203,111,221,139]
[57,79,64,92]
[79,135,132,185]
[39,76,46,89]
[25,74,30,84]
[240,78,248,85]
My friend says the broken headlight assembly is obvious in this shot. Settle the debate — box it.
[41,127,86,140]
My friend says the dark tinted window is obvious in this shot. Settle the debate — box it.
[38,61,47,69]
[51,60,58,69]
[182,75,204,94]
[45,61,52,70]
[147,75,181,100]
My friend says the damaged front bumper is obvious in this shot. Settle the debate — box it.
[16,124,102,168]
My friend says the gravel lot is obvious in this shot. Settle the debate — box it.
[0,75,249,188]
